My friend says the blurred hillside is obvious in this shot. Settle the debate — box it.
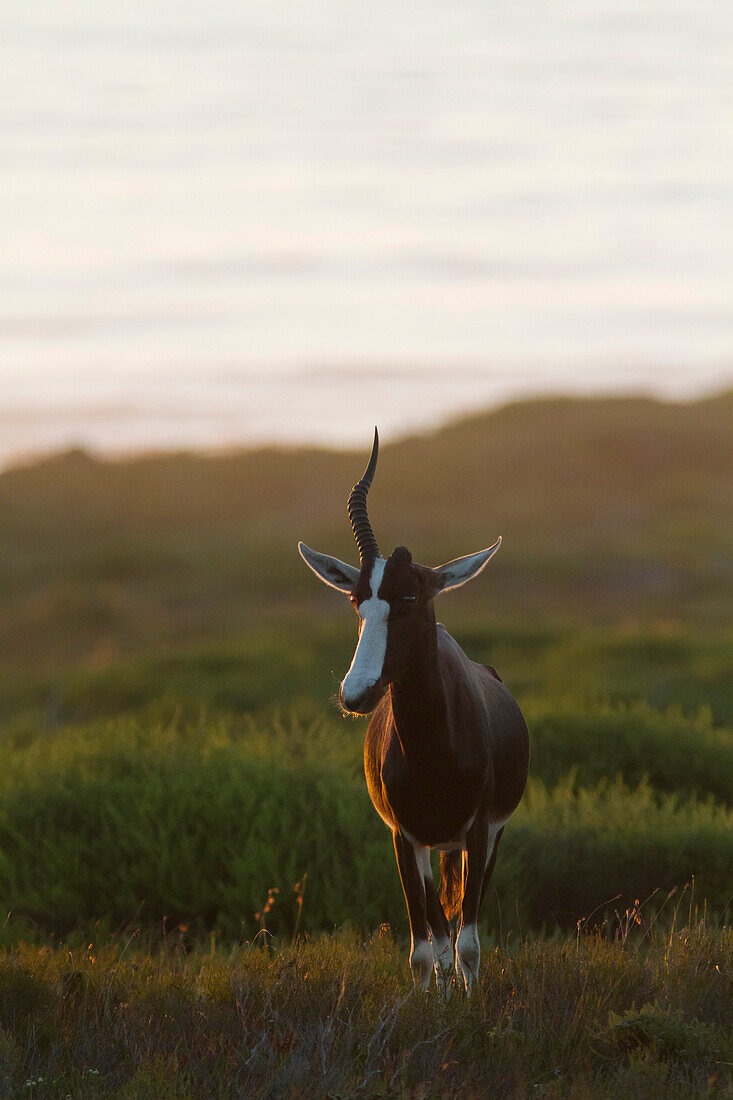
[1,392,732,952]
[1,391,731,668]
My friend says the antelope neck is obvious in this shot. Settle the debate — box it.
[389,607,449,761]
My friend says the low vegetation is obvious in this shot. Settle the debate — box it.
[0,919,730,1098]
[0,711,731,943]
[0,394,731,1094]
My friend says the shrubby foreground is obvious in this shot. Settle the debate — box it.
[1,919,730,1098]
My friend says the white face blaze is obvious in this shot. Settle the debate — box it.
[340,558,389,710]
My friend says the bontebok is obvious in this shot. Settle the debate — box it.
[298,429,529,992]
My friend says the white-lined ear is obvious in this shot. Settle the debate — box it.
[298,542,360,593]
[434,536,502,593]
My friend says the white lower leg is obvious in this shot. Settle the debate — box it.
[456,922,480,992]
[410,938,433,991]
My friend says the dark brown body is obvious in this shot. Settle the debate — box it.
[363,617,529,992]
[365,625,529,848]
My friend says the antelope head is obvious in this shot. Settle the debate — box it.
[298,428,501,715]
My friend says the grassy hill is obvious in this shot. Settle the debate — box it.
[1,391,731,669]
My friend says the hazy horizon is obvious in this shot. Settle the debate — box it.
[3,377,730,473]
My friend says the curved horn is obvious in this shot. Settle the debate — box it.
[347,427,381,565]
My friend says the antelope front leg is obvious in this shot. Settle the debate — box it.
[456,820,499,993]
[393,831,432,990]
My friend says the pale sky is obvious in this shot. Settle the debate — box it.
[1,1,731,461]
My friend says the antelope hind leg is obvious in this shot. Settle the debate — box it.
[456,822,502,993]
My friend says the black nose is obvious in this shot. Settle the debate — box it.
[339,681,385,715]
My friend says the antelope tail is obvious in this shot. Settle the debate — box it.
[439,850,463,920]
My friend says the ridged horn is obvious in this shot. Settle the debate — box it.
[347,427,381,565]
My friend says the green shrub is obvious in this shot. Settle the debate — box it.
[500,777,733,929]
[1,717,731,940]
[602,1002,726,1062]
[0,716,394,939]
[525,700,733,803]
